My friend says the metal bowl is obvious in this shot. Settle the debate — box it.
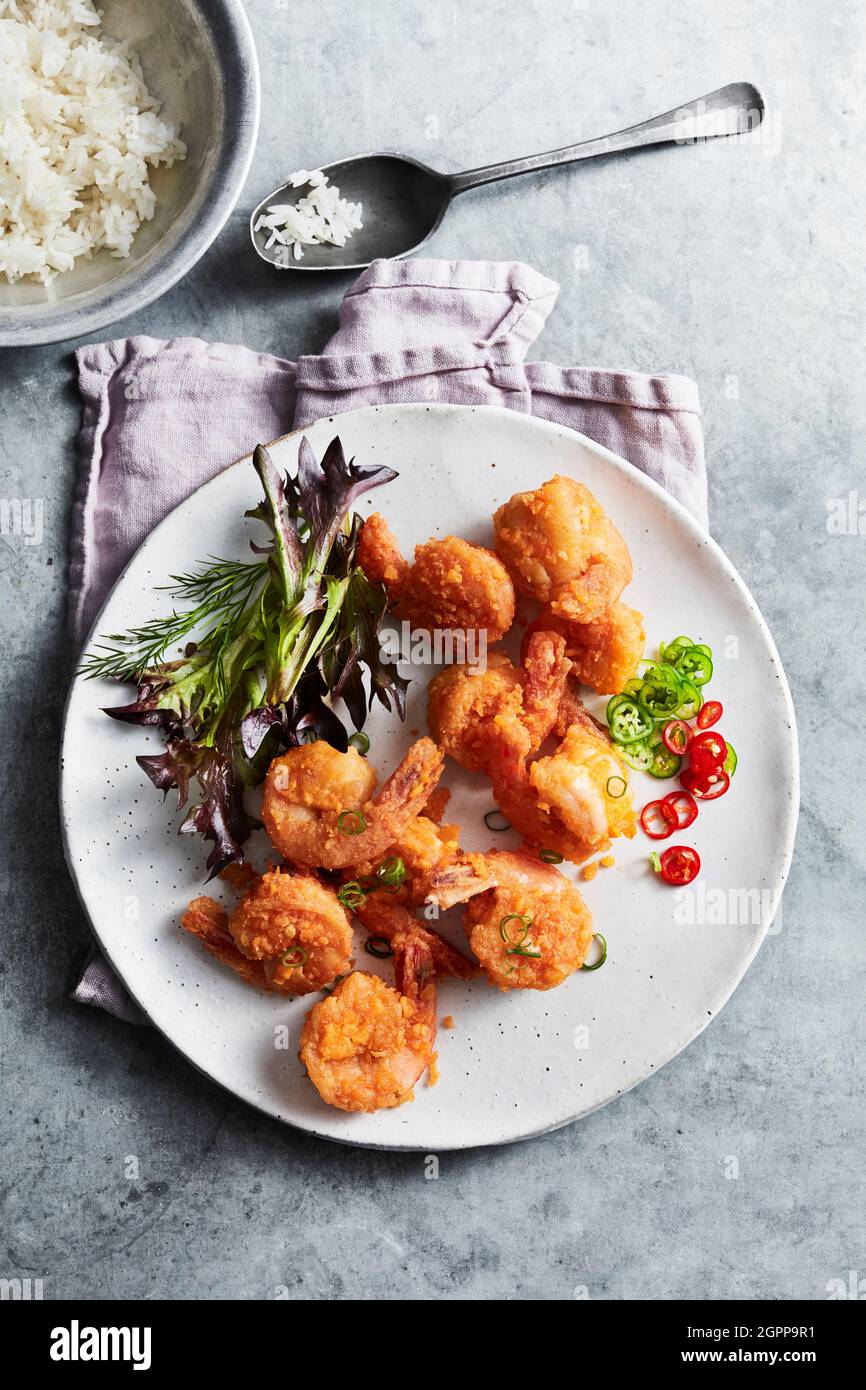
[0,0,260,347]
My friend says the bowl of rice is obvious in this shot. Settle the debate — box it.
[0,0,260,346]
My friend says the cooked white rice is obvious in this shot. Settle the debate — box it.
[255,170,363,262]
[0,0,186,285]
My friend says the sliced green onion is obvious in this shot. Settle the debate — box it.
[337,809,367,835]
[539,849,563,863]
[581,933,607,972]
[506,944,543,959]
[723,740,738,777]
[281,945,308,969]
[348,731,370,755]
[337,881,368,909]
[375,855,407,891]
[606,775,627,799]
[649,851,662,873]
[364,936,393,959]
[499,913,532,945]
[321,972,347,996]
[484,809,510,832]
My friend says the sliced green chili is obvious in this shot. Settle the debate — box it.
[648,745,682,779]
[337,809,367,835]
[484,809,510,832]
[674,676,703,720]
[636,663,682,719]
[674,645,713,686]
[620,739,654,773]
[540,849,563,863]
[608,697,654,744]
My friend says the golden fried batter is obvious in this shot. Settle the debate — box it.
[358,512,515,641]
[228,869,353,994]
[424,850,594,992]
[523,601,645,696]
[299,933,438,1112]
[353,895,478,981]
[181,869,353,995]
[493,475,632,624]
[492,719,637,864]
[427,630,570,779]
[262,738,444,870]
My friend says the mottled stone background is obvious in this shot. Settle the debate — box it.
[0,0,862,1300]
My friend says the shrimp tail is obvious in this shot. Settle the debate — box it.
[521,629,572,746]
[423,930,480,981]
[393,930,436,998]
[180,896,268,989]
[356,512,409,593]
[377,737,445,823]
[422,854,498,909]
[356,895,479,980]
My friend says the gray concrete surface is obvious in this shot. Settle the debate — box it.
[1,0,863,1301]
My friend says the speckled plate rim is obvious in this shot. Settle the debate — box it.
[59,404,800,1151]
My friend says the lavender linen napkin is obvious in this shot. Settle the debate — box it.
[70,258,707,1023]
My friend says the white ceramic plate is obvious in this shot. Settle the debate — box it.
[61,405,798,1150]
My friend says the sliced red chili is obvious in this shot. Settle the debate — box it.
[639,798,678,839]
[662,789,698,829]
[688,730,728,776]
[696,700,723,729]
[658,845,701,885]
[681,767,730,801]
[661,718,692,755]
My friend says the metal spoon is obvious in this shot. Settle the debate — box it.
[250,81,763,273]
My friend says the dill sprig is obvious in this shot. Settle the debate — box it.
[80,557,268,685]
[79,437,408,878]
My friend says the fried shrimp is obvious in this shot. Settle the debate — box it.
[425,850,593,992]
[354,895,479,981]
[493,475,632,624]
[523,601,645,696]
[492,718,637,863]
[427,630,571,779]
[299,932,439,1112]
[181,868,353,995]
[348,815,461,906]
[357,512,515,642]
[261,737,444,869]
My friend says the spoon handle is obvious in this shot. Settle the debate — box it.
[446,82,764,195]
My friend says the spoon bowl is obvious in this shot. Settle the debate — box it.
[250,82,764,273]
[250,153,450,271]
